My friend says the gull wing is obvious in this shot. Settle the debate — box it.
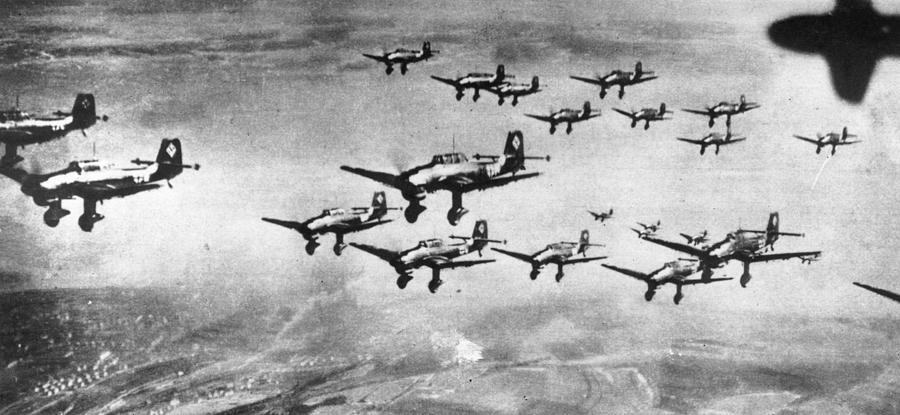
[721,138,746,145]
[524,113,554,123]
[261,217,306,233]
[362,53,389,63]
[835,140,862,145]
[742,250,822,263]
[491,247,534,263]
[564,255,607,265]
[569,75,603,85]
[792,135,821,145]
[612,108,636,119]
[340,165,400,188]
[681,277,733,285]
[601,264,649,282]
[431,75,461,87]
[681,108,712,116]
[853,282,900,304]
[676,138,705,145]
[642,236,708,258]
[348,242,398,263]
[427,258,495,269]
[629,75,658,84]
[69,181,162,200]
[457,172,540,193]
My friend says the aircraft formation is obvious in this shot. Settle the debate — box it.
[3,0,893,306]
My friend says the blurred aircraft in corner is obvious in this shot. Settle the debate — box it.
[492,230,606,282]
[262,191,402,256]
[341,131,549,226]
[525,101,601,135]
[853,282,900,304]
[349,220,503,293]
[570,61,657,99]
[0,139,198,232]
[769,0,900,103]
[362,41,438,75]
[602,259,731,304]
[792,127,860,155]
[0,94,107,166]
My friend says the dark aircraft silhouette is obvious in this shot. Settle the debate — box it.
[768,0,900,103]
[853,282,900,304]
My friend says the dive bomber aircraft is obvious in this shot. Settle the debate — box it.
[431,65,507,102]
[492,230,606,282]
[0,94,107,166]
[792,127,860,155]
[261,191,402,256]
[340,131,549,225]
[485,76,541,106]
[642,213,820,287]
[349,220,503,293]
[682,95,760,128]
[602,259,732,304]
[362,41,438,75]
[570,62,658,99]
[677,126,746,155]
[588,208,614,223]
[613,103,671,130]
[0,138,198,232]
[525,101,601,135]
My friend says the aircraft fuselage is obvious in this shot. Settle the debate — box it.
[395,239,477,270]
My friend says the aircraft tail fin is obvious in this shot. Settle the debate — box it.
[423,41,430,53]
[502,130,525,171]
[152,138,185,180]
[577,229,590,255]
[531,76,540,91]
[582,101,594,118]
[470,220,489,251]
[496,64,505,80]
[71,93,97,129]
[371,191,387,218]
[635,61,643,76]
[842,126,849,140]
[765,212,780,245]
[659,102,667,115]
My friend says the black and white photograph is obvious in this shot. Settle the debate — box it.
[1,0,899,414]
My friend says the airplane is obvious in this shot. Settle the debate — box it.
[602,260,732,304]
[612,103,671,130]
[492,230,606,282]
[431,65,507,102]
[632,220,661,238]
[681,95,760,128]
[641,212,820,287]
[348,220,503,293]
[569,61,658,99]
[484,76,541,106]
[680,230,709,246]
[0,94,107,166]
[768,0,900,103]
[524,101,601,135]
[362,41,438,75]
[800,253,821,265]
[792,126,860,155]
[261,191,402,256]
[587,208,614,223]
[340,131,549,226]
[0,138,198,232]
[853,282,900,304]
[676,125,746,155]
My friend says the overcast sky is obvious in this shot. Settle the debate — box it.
[1,0,899,320]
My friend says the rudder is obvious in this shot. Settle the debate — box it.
[371,191,387,217]
[72,93,96,129]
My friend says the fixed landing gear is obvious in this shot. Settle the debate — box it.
[404,202,426,223]
[631,120,637,129]
[511,96,519,106]
[555,264,565,282]
[77,199,102,232]
[700,146,707,155]
[599,88,607,99]
[565,123,573,134]
[305,239,320,255]
[725,116,732,128]
[549,124,557,135]
[618,87,625,99]
[333,234,346,256]
[708,118,715,128]
[43,201,69,228]
[644,288,656,302]
[455,90,464,101]
[385,65,394,75]
[644,121,650,130]
[674,285,684,305]
[498,97,505,106]
[428,268,443,293]
[472,90,481,102]
[831,146,837,156]
[715,145,721,155]
[447,192,468,226]
[740,262,752,288]
[400,64,408,75]
[529,269,540,280]
[396,273,412,290]
[815,146,822,154]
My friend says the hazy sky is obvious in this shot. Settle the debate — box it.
[1,0,899,319]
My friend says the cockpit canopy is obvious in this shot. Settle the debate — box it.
[69,160,109,173]
[431,153,468,164]
[323,208,345,216]
[419,238,444,248]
